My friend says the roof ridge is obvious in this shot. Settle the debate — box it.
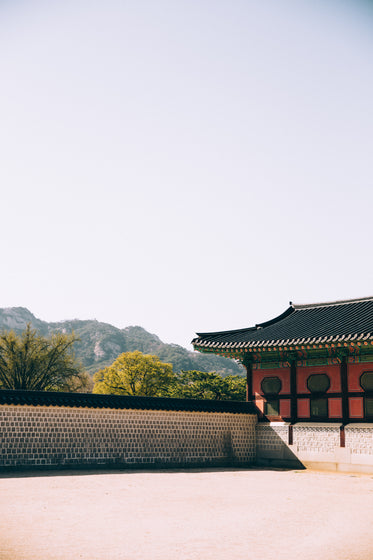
[195,326,257,338]
[293,296,373,309]
[256,305,294,328]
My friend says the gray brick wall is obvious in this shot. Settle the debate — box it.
[0,405,257,469]
[345,425,373,456]
[256,422,373,472]
[293,424,340,453]
[256,423,289,453]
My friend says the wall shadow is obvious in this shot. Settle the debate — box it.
[0,463,301,479]
[256,422,306,470]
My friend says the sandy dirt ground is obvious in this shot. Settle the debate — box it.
[0,467,372,560]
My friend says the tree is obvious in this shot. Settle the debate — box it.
[0,325,89,392]
[93,350,175,396]
[170,370,246,401]
[63,370,93,393]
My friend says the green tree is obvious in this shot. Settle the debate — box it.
[93,350,175,396]
[170,370,246,401]
[0,325,89,391]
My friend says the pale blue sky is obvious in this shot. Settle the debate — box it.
[1,0,372,348]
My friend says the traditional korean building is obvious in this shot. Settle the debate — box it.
[192,296,373,425]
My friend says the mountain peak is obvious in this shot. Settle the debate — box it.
[0,308,244,378]
[0,307,41,331]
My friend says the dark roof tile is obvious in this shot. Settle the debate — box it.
[0,390,256,414]
[193,296,373,349]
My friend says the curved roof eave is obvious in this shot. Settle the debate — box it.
[192,296,373,349]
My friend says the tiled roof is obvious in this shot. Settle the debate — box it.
[0,389,256,414]
[192,296,373,350]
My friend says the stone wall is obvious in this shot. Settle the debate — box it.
[293,423,340,454]
[256,422,373,473]
[256,423,302,468]
[344,424,373,470]
[255,423,289,459]
[1,389,372,473]
[0,404,257,470]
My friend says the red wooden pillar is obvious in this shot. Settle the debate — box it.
[289,360,297,445]
[340,356,348,425]
[288,424,293,445]
[290,360,297,424]
[245,363,252,402]
[340,355,348,447]
[340,425,345,448]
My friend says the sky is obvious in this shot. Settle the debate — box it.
[1,0,373,349]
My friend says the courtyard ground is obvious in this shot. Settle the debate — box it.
[0,467,372,560]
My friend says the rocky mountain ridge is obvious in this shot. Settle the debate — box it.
[0,307,244,377]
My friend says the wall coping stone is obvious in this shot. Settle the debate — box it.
[345,423,373,429]
[293,422,342,428]
[268,422,290,426]
[0,389,257,415]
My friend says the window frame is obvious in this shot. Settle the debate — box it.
[261,376,282,396]
[307,373,330,394]
[360,371,373,419]
[310,397,328,419]
[264,399,280,417]
[306,373,330,419]
[260,376,282,419]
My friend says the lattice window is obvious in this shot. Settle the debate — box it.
[360,372,373,418]
[261,377,281,417]
[307,374,330,419]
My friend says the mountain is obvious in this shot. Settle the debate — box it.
[0,307,244,377]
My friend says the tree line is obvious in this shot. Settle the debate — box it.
[0,327,246,401]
